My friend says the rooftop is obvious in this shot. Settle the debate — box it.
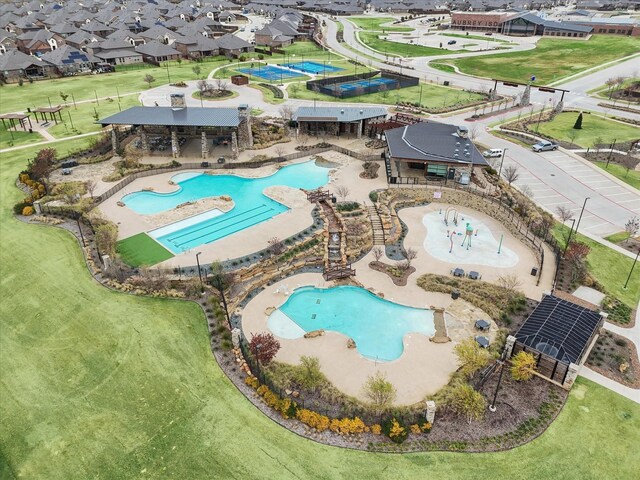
[98,106,242,128]
[293,106,387,123]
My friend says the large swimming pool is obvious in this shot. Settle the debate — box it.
[122,161,330,253]
[268,286,435,362]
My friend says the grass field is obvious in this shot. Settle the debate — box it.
[117,233,174,267]
[444,33,513,44]
[0,57,230,115]
[288,81,483,110]
[536,112,640,148]
[450,35,640,84]
[552,225,640,308]
[2,140,640,480]
[429,61,457,73]
[593,160,640,190]
[0,120,44,150]
[348,17,413,32]
[359,31,454,57]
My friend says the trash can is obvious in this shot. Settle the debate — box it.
[331,196,337,204]
[443,80,450,86]
[201,161,209,168]
[530,267,538,276]
[451,289,460,300]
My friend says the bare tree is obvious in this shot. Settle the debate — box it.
[402,247,418,269]
[298,134,309,148]
[197,79,210,97]
[556,206,574,224]
[593,136,604,154]
[497,274,522,296]
[605,77,617,99]
[335,184,350,201]
[624,216,639,244]
[468,124,480,142]
[503,164,519,186]
[274,145,286,160]
[268,236,285,255]
[85,180,97,198]
[215,78,228,92]
[372,246,383,262]
[520,184,534,199]
[279,105,295,121]
[620,155,637,177]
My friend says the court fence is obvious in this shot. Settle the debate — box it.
[306,70,418,99]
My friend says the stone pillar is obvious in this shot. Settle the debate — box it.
[562,363,580,390]
[171,129,180,158]
[33,200,42,214]
[231,328,241,348]
[139,127,150,155]
[425,400,436,423]
[102,254,111,270]
[111,128,118,155]
[520,83,531,107]
[201,131,209,159]
[504,335,517,358]
[231,131,238,155]
[357,120,362,138]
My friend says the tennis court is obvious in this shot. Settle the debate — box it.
[283,61,344,74]
[332,77,397,93]
[238,65,301,81]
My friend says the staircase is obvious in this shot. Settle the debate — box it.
[367,205,385,246]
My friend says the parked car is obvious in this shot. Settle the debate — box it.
[532,140,559,152]
[250,27,256,32]
[485,32,493,36]
[447,40,457,45]
[482,148,503,158]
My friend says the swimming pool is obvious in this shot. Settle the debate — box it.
[283,61,344,74]
[268,286,434,361]
[123,161,330,253]
[238,65,301,81]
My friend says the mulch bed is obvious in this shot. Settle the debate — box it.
[586,329,640,389]
[368,261,415,286]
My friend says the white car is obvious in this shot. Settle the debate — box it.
[482,148,503,158]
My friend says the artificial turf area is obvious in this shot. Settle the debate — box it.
[536,112,640,148]
[117,233,174,267]
[1,141,640,479]
[450,35,640,84]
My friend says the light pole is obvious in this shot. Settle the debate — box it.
[195,251,203,290]
[554,218,575,291]
[498,147,508,181]
[563,218,576,256]
[489,353,506,412]
[623,248,639,289]
[574,197,590,236]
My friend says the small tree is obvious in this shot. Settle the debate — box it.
[402,247,417,269]
[565,241,591,283]
[197,79,210,97]
[289,83,300,96]
[268,236,285,255]
[192,65,202,78]
[335,185,350,201]
[294,356,325,390]
[573,112,583,130]
[454,338,491,378]
[60,91,69,104]
[248,332,280,365]
[363,371,396,413]
[372,246,383,262]
[29,148,57,191]
[143,74,156,87]
[497,274,523,296]
[85,180,97,198]
[449,383,486,424]
[624,216,639,244]
[593,136,604,154]
[279,105,295,121]
[274,145,286,160]
[503,164,519,186]
[95,223,118,257]
[510,351,536,381]
[567,129,579,148]
[620,155,637,178]
[210,261,235,322]
[556,205,574,224]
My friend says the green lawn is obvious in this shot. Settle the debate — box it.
[552,225,640,308]
[348,17,413,32]
[593,160,640,190]
[450,35,640,84]
[359,31,454,57]
[0,119,44,150]
[0,57,230,114]
[604,231,631,244]
[429,61,456,74]
[1,137,640,478]
[289,81,483,110]
[117,233,174,267]
[247,84,285,105]
[536,111,640,148]
[444,33,513,44]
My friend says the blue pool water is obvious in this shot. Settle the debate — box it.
[239,65,301,81]
[270,286,435,362]
[283,61,344,74]
[122,161,330,253]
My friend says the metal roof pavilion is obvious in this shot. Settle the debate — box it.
[98,106,242,128]
[515,294,603,365]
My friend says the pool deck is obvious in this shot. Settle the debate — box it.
[242,271,497,406]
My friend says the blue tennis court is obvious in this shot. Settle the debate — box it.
[333,77,397,92]
[283,61,344,74]
[238,65,301,81]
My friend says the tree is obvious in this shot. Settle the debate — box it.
[210,261,235,322]
[372,246,383,262]
[378,82,389,99]
[593,136,604,154]
[605,77,617,99]
[215,78,228,92]
[620,155,637,178]
[293,356,325,390]
[279,105,294,121]
[363,371,396,413]
[624,216,639,244]
[565,241,591,282]
[510,351,536,381]
[29,148,57,190]
[248,332,280,365]
[289,82,300,96]
[556,205,574,224]
[143,74,155,87]
[497,274,523,296]
[402,247,417,269]
[503,164,519,186]
[335,184,350,201]
[449,383,486,424]
[573,112,583,130]
[267,236,285,255]
[274,145,286,160]
[85,180,97,198]
[95,223,118,257]
[192,65,202,78]
[60,91,69,104]
[454,338,491,378]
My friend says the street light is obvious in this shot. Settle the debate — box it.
[623,248,639,289]
[489,351,507,412]
[497,147,508,181]
[574,197,590,235]
[195,251,203,290]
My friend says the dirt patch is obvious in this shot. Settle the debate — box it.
[586,329,640,388]
[369,261,415,286]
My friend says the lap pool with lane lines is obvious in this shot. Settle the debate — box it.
[122,161,330,253]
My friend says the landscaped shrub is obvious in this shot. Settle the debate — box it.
[369,191,378,203]
[13,201,33,215]
[248,332,281,365]
[454,337,492,378]
[370,424,382,435]
[336,202,360,212]
[382,417,408,443]
[22,206,34,216]
[510,351,537,381]
[448,384,486,424]
[296,408,331,432]
[602,296,632,325]
[363,372,396,414]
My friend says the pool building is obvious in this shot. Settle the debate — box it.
[292,106,387,138]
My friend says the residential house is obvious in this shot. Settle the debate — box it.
[16,29,65,55]
[40,44,98,75]
[0,48,55,82]
[135,40,181,63]
[216,33,253,56]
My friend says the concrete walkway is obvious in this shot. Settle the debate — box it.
[580,367,640,403]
